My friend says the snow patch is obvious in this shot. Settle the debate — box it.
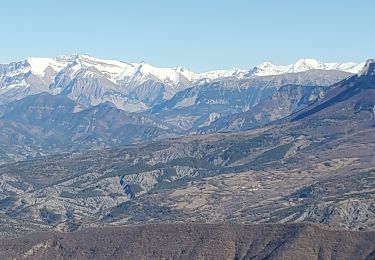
[27,57,69,76]
[208,112,221,123]
[174,96,197,108]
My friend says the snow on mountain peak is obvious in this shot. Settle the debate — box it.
[293,58,322,70]
[252,62,282,76]
[20,55,366,86]
[252,58,364,77]
[0,54,370,114]
[257,61,276,69]
[358,59,375,77]
[26,57,69,76]
[1,54,364,85]
[3,54,368,92]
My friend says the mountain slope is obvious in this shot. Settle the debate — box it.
[197,60,375,133]
[1,223,374,260]
[0,55,246,111]
[0,60,373,237]
[0,93,181,164]
[0,69,354,163]
[151,69,352,129]
[290,59,375,122]
[1,61,374,234]
[0,55,364,113]
[198,84,325,133]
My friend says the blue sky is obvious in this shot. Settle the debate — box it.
[1,0,374,71]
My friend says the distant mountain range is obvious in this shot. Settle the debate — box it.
[152,69,351,129]
[0,55,364,112]
[0,55,370,163]
[0,59,374,237]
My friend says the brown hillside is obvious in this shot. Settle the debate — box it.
[0,223,374,260]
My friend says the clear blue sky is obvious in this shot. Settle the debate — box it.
[1,0,374,71]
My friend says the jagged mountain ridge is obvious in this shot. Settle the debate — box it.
[0,55,364,113]
[195,59,375,133]
[150,69,351,129]
[251,58,364,76]
[289,59,375,122]
[0,55,362,163]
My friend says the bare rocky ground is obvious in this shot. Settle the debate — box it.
[0,116,374,238]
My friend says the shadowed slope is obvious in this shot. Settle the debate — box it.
[0,223,374,260]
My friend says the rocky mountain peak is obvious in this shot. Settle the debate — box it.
[358,59,375,77]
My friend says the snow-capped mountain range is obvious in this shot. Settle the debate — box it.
[251,59,364,76]
[0,54,365,112]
